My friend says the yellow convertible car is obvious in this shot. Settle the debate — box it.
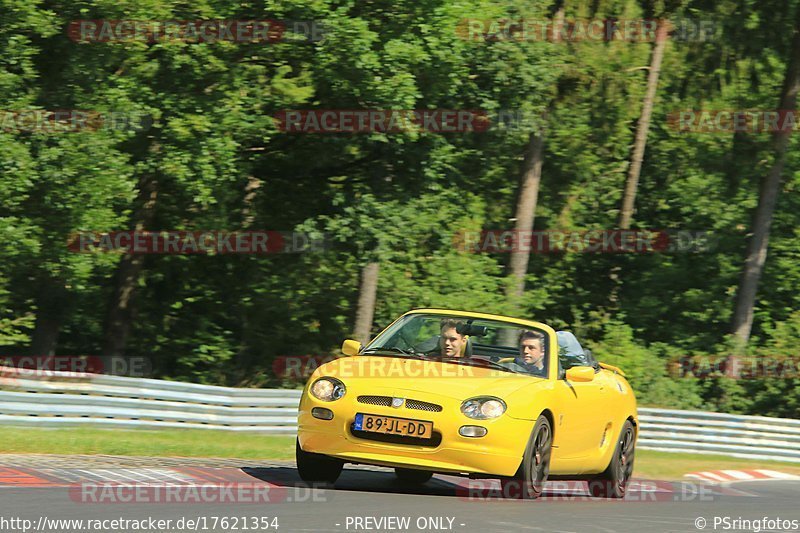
[296,309,638,499]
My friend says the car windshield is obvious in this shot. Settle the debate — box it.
[362,313,549,377]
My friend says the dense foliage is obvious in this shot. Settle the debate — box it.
[1,0,798,417]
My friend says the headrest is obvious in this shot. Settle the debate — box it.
[456,323,488,337]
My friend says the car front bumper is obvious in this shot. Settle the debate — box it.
[297,388,532,477]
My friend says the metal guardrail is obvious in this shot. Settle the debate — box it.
[0,366,301,434]
[1,366,798,461]
[637,407,800,463]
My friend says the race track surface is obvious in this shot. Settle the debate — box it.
[0,455,798,533]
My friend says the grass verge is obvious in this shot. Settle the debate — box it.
[634,450,800,480]
[2,428,800,480]
[0,427,295,459]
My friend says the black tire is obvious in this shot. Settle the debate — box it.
[500,414,552,499]
[295,438,344,484]
[589,420,635,499]
[395,468,434,485]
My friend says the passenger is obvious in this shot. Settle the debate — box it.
[515,330,546,376]
[440,319,467,358]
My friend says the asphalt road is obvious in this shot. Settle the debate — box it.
[0,456,798,533]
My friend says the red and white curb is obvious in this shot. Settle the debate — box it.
[685,469,800,483]
[0,466,277,488]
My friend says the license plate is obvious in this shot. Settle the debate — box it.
[354,413,433,438]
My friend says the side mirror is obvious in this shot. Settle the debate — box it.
[341,339,362,356]
[565,366,595,382]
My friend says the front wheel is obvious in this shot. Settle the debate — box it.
[395,468,433,485]
[588,420,635,498]
[295,438,344,484]
[500,415,552,499]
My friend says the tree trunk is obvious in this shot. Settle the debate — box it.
[618,21,669,229]
[731,10,800,348]
[353,262,380,345]
[504,5,562,306]
[233,174,264,379]
[240,175,263,228]
[102,174,158,358]
[30,280,65,356]
[608,20,669,309]
[506,126,547,303]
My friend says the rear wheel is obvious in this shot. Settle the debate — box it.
[295,438,344,484]
[500,415,551,499]
[395,468,433,485]
[589,420,635,498]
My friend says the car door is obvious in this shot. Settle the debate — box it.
[552,364,611,461]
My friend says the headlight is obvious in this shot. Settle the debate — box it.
[310,377,346,402]
[460,396,506,419]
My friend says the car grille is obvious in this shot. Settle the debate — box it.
[356,395,442,412]
[405,399,443,412]
[357,395,392,407]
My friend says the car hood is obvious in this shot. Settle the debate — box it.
[311,356,544,400]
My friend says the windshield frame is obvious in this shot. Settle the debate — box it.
[362,310,555,378]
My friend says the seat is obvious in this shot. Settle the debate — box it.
[415,335,441,354]
[463,336,473,357]
[556,331,595,373]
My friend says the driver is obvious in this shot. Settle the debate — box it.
[439,319,467,358]
[514,330,546,376]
